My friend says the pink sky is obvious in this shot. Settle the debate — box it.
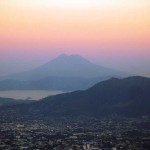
[0,0,150,77]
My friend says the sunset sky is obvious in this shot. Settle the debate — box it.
[0,0,150,77]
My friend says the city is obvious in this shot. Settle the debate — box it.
[0,116,149,150]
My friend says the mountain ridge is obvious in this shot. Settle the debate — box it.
[0,76,150,119]
[0,76,110,91]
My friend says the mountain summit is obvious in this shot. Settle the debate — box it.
[38,54,93,70]
[3,54,128,81]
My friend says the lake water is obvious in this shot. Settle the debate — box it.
[0,90,63,100]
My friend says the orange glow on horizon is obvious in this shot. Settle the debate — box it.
[0,0,150,57]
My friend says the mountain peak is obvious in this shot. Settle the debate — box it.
[56,54,87,60]
[2,54,128,80]
[50,54,90,65]
[57,53,68,58]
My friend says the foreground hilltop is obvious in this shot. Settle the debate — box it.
[1,76,150,119]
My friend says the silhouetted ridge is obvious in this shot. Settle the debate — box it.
[0,76,150,119]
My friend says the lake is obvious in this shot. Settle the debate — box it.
[0,90,63,100]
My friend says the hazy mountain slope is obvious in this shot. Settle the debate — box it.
[2,54,128,81]
[0,76,150,119]
[0,76,109,91]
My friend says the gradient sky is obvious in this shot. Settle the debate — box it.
[0,0,150,77]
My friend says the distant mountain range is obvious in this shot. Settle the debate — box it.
[0,76,109,91]
[0,54,129,91]
[1,76,150,119]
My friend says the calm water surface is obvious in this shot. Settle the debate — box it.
[0,90,63,100]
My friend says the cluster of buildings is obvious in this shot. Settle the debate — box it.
[0,117,149,150]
